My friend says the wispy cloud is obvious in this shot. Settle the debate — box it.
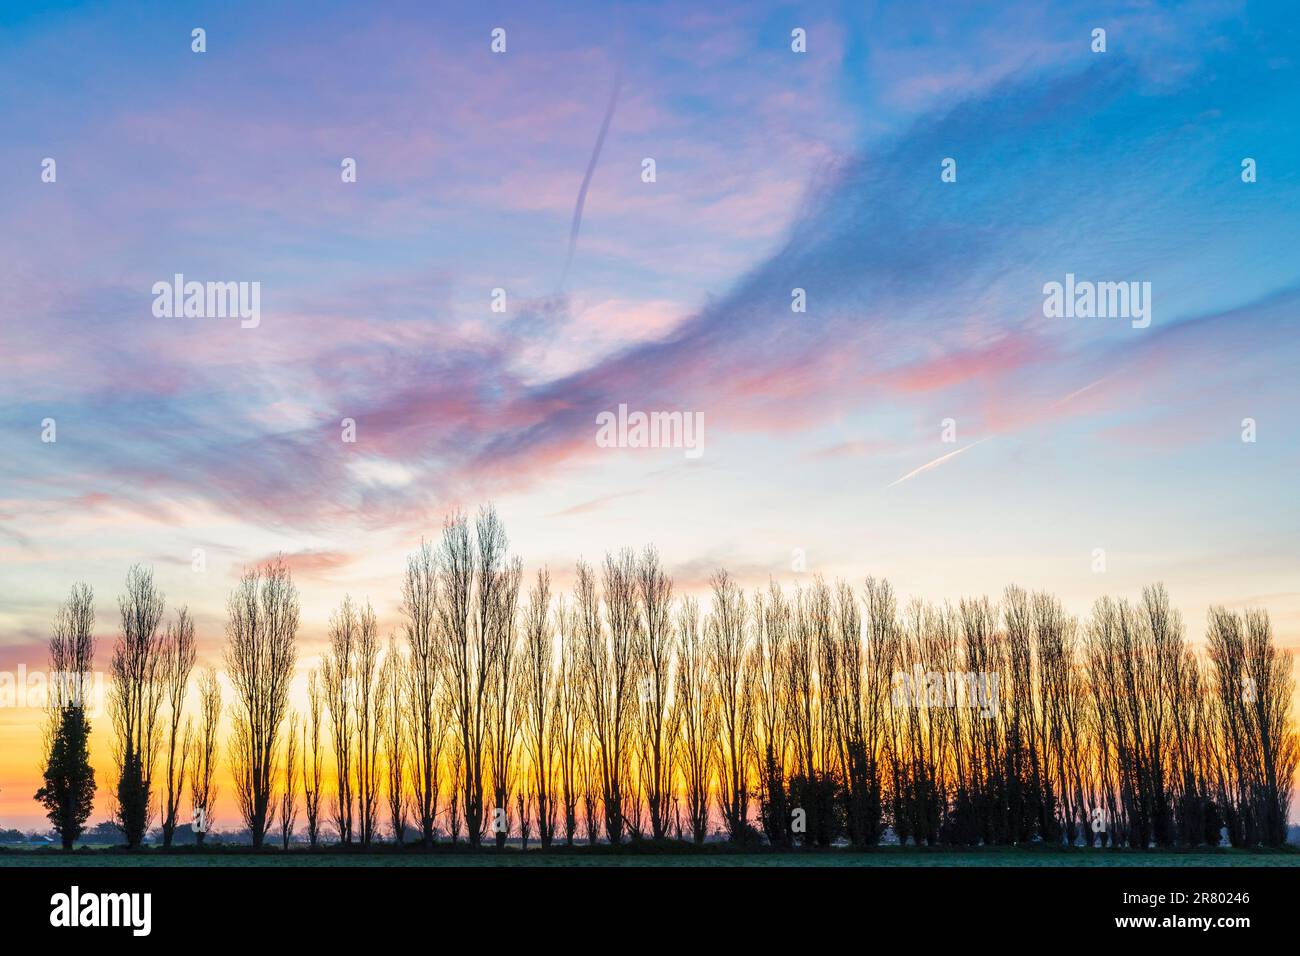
[0,1,1295,553]
[886,438,991,489]
[547,490,642,518]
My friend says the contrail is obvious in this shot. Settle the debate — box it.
[886,438,990,488]
[1051,376,1109,408]
[886,375,1106,489]
[561,65,622,290]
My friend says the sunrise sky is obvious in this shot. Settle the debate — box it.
[1,0,1298,829]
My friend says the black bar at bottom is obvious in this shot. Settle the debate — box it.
[0,862,1286,942]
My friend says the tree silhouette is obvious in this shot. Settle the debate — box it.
[225,560,298,848]
[36,707,96,849]
[158,606,195,847]
[36,583,97,850]
[189,665,221,847]
[109,565,166,848]
[28,507,1300,853]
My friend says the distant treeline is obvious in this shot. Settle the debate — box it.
[32,506,1298,851]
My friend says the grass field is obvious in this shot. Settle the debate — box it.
[1,845,1296,867]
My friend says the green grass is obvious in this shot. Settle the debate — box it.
[1,844,1296,867]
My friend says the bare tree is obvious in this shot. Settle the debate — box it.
[355,602,382,846]
[635,546,677,840]
[439,507,515,847]
[109,565,166,848]
[889,593,942,846]
[487,552,522,848]
[303,670,324,847]
[753,582,791,846]
[189,665,221,847]
[707,570,754,840]
[280,713,300,849]
[322,596,358,844]
[48,582,97,709]
[853,577,898,846]
[401,540,442,846]
[578,551,639,843]
[554,597,583,846]
[36,583,98,849]
[159,607,196,847]
[1082,587,1181,847]
[316,596,382,846]
[379,637,410,843]
[1034,591,1086,845]
[519,568,558,848]
[1244,608,1295,847]
[1207,606,1298,846]
[225,560,299,848]
[439,511,484,845]
[785,583,818,790]
[674,596,717,844]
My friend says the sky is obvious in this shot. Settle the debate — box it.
[1,0,1298,830]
